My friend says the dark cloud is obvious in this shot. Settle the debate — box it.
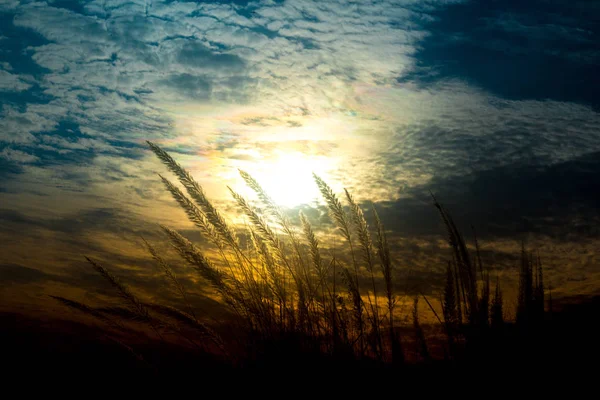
[375,150,600,240]
[159,73,211,100]
[401,0,600,109]
[46,0,86,14]
[177,42,245,71]
[0,207,153,239]
[0,12,50,78]
[0,154,25,179]
[0,264,59,285]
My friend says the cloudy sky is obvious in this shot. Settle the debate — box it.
[1,0,599,316]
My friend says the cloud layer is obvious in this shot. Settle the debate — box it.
[1,0,599,313]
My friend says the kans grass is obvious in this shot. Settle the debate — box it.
[51,142,551,369]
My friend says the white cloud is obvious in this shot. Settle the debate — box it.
[0,1,19,12]
[8,0,435,132]
[38,134,114,153]
[2,0,597,195]
[0,147,39,163]
[0,70,32,91]
[0,105,57,144]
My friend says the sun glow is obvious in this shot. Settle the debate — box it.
[236,151,335,209]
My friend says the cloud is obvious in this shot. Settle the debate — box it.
[0,147,39,163]
[177,42,246,71]
[401,0,600,109]
[0,104,57,144]
[0,263,58,285]
[0,69,31,91]
[375,148,600,239]
[0,0,599,309]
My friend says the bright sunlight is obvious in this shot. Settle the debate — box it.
[234,150,335,208]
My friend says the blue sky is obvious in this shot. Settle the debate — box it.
[1,0,599,312]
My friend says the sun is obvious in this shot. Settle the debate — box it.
[238,151,333,208]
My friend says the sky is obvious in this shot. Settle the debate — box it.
[1,0,599,318]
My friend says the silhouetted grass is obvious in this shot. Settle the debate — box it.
[51,142,553,369]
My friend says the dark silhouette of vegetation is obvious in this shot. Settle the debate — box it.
[46,142,565,370]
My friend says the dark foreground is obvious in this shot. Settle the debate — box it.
[2,296,599,377]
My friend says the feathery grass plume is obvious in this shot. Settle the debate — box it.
[313,173,353,244]
[341,267,365,354]
[229,186,314,331]
[50,295,106,320]
[96,306,149,321]
[105,336,146,360]
[85,257,151,321]
[160,225,252,313]
[372,206,392,314]
[517,244,533,329]
[249,226,294,329]
[533,253,545,323]
[453,258,463,326]
[335,293,351,349]
[239,169,304,256]
[160,226,229,297]
[345,190,379,324]
[538,257,544,297]
[473,227,490,329]
[238,169,279,216]
[249,229,287,305]
[227,186,303,315]
[314,174,365,351]
[432,194,478,324]
[147,141,238,249]
[228,187,286,265]
[490,277,504,331]
[442,262,458,327]
[345,189,380,356]
[299,211,330,295]
[412,296,430,362]
[51,298,162,363]
[472,226,484,280]
[246,239,276,328]
[479,271,490,328]
[442,262,458,357]
[98,304,205,352]
[299,211,331,330]
[249,229,281,294]
[239,169,312,288]
[85,257,168,341]
[143,237,197,321]
[345,189,375,271]
[158,175,221,248]
[146,303,209,333]
[145,303,228,355]
[96,303,158,329]
[421,294,444,326]
[161,225,272,329]
[104,336,149,366]
[548,284,553,315]
[50,295,127,332]
[372,205,402,363]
